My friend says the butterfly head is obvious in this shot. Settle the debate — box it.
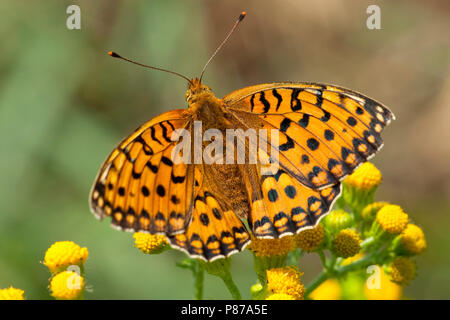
[185,78,214,104]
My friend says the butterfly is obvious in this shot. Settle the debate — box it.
[89,12,394,261]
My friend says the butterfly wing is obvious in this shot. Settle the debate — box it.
[246,156,341,239]
[90,109,251,261]
[168,165,250,261]
[90,109,196,235]
[224,82,394,190]
[223,82,393,238]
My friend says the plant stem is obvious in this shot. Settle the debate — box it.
[335,254,374,276]
[194,263,204,300]
[304,270,328,297]
[221,271,242,300]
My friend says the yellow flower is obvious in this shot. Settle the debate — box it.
[49,271,85,300]
[376,205,408,234]
[361,202,389,221]
[0,287,25,300]
[400,224,426,255]
[266,293,296,300]
[344,162,382,190]
[343,162,382,211]
[365,267,402,300]
[388,257,416,286]
[309,279,341,300]
[44,241,89,273]
[294,225,324,252]
[333,229,361,258]
[133,232,168,254]
[248,236,295,257]
[266,266,305,300]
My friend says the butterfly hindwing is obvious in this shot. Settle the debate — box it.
[168,167,250,261]
[249,166,341,238]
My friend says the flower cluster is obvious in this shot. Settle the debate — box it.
[306,162,426,300]
[44,241,88,300]
[133,232,168,254]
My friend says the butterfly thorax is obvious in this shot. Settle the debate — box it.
[185,78,231,128]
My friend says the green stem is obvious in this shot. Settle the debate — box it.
[221,270,242,300]
[335,253,375,276]
[304,270,328,297]
[305,251,376,298]
[326,254,337,273]
[194,263,204,300]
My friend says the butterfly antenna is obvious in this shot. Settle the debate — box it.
[108,51,192,85]
[199,11,246,82]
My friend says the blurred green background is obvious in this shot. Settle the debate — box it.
[1,0,449,299]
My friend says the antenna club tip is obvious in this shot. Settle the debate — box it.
[108,51,120,58]
[239,11,247,21]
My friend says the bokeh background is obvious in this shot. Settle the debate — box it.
[1,0,449,299]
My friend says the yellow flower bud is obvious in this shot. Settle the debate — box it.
[323,210,353,234]
[266,293,296,300]
[309,279,341,300]
[133,232,168,254]
[44,241,89,274]
[343,162,382,212]
[0,287,25,300]
[266,266,305,300]
[49,271,84,300]
[248,236,295,257]
[388,257,416,286]
[294,225,324,252]
[376,205,408,234]
[333,229,361,258]
[400,224,426,255]
[345,162,382,190]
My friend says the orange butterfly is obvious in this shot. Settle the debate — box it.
[90,12,394,261]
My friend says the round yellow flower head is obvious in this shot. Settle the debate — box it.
[400,224,426,255]
[361,202,389,221]
[50,271,85,300]
[266,266,305,300]
[344,162,382,190]
[388,257,416,286]
[333,229,361,258]
[248,236,295,257]
[44,241,89,273]
[266,293,296,300]
[0,287,25,300]
[364,267,402,300]
[309,279,341,300]
[133,232,168,254]
[294,225,324,252]
[376,205,408,234]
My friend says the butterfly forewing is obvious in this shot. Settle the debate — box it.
[224,82,394,189]
[90,109,195,234]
